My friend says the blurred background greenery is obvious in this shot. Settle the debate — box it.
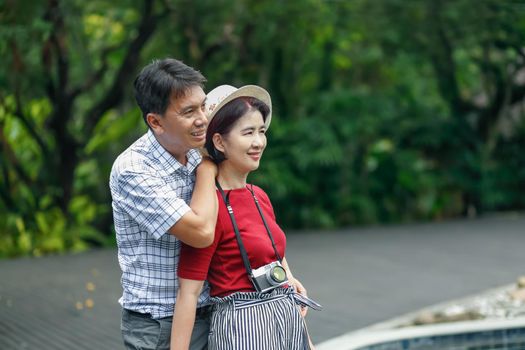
[1,0,525,258]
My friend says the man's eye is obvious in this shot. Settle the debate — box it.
[184,109,193,116]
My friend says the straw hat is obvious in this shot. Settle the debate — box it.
[205,85,272,129]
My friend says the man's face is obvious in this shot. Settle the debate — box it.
[149,85,208,162]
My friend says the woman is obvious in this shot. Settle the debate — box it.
[171,85,317,349]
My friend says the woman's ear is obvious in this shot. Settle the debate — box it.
[212,133,226,153]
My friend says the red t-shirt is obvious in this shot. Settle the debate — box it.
[178,185,286,297]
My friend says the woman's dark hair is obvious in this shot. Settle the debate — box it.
[205,96,270,163]
[134,58,206,126]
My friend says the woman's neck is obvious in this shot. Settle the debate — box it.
[217,163,249,190]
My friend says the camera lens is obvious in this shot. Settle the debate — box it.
[269,265,287,283]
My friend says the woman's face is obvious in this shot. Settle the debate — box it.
[217,109,267,174]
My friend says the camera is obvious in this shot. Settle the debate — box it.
[250,261,288,293]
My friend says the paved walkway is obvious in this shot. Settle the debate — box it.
[1,214,524,349]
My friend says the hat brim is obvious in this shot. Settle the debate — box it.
[207,85,272,129]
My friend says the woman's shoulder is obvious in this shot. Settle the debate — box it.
[248,183,264,193]
[248,184,271,201]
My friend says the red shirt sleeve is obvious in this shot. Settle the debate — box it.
[178,213,223,281]
[254,185,277,221]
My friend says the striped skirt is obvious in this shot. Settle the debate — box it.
[208,287,310,349]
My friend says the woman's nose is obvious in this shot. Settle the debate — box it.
[252,134,264,148]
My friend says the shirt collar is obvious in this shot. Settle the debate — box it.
[146,130,202,173]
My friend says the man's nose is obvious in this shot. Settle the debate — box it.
[194,109,208,125]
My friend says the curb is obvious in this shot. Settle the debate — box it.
[316,283,522,349]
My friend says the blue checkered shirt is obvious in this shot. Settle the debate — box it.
[110,130,210,319]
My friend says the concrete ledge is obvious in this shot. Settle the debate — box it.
[316,284,524,349]
[316,317,525,349]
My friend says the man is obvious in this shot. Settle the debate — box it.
[109,58,218,350]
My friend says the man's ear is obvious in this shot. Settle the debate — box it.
[146,113,163,134]
[212,133,225,153]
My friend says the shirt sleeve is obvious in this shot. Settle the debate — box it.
[178,217,223,280]
[116,168,191,240]
[255,186,277,221]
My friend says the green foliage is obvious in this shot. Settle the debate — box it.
[1,0,525,257]
[256,87,453,228]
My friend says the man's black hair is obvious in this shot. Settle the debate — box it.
[134,58,206,125]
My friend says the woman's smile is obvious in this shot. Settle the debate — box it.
[247,150,262,161]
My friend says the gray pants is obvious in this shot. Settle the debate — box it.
[121,307,211,350]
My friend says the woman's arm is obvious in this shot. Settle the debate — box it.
[168,158,218,248]
[282,257,315,348]
[258,188,308,304]
[170,278,206,350]
[282,257,308,316]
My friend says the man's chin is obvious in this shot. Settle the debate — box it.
[189,141,205,150]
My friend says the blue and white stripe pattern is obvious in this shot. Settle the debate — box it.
[208,287,310,349]
[110,130,209,319]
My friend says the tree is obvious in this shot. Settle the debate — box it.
[1,0,524,256]
[370,0,525,215]
[0,0,169,255]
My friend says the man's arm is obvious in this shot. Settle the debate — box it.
[168,159,218,248]
[170,278,205,350]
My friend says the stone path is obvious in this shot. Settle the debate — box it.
[1,214,524,349]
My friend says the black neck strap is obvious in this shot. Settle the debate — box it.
[246,184,282,262]
[215,180,282,278]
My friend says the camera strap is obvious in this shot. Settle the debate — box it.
[215,180,283,279]
[246,184,282,262]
